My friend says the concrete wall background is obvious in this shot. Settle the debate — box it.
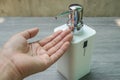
[0,0,120,17]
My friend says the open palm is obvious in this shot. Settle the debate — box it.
[2,28,73,79]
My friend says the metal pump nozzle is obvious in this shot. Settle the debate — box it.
[68,4,83,31]
[55,4,83,32]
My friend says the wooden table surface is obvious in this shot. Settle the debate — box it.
[0,17,120,80]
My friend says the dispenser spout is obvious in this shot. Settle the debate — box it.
[68,4,83,31]
[55,4,84,32]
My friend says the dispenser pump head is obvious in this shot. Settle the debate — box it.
[68,4,83,31]
[56,4,83,32]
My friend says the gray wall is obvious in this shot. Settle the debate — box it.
[0,0,120,17]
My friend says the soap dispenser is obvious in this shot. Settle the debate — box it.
[54,4,96,80]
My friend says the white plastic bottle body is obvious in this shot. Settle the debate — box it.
[55,24,96,80]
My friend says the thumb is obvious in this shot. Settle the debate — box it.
[19,27,39,39]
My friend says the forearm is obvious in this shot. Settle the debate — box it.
[0,63,15,80]
[0,54,22,80]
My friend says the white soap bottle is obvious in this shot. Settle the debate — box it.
[54,4,96,80]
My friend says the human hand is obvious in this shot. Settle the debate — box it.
[0,27,73,80]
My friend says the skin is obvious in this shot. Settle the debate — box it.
[0,27,73,80]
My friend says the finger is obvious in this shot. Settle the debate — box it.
[69,26,74,31]
[39,30,62,46]
[18,27,39,40]
[47,41,64,56]
[43,29,71,50]
[62,33,73,42]
[47,33,73,56]
[50,41,70,64]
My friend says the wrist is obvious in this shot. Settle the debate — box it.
[0,54,22,80]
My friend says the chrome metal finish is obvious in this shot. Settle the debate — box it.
[55,4,83,32]
[67,4,83,31]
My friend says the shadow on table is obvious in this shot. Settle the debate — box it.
[79,72,94,80]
